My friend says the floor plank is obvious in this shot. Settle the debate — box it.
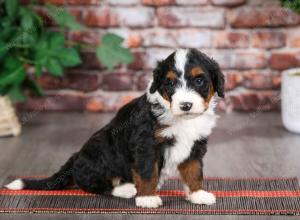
[0,112,299,219]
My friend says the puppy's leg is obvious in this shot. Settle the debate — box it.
[178,160,216,205]
[133,163,162,208]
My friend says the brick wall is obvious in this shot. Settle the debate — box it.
[20,0,300,112]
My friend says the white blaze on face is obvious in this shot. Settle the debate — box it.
[172,49,206,116]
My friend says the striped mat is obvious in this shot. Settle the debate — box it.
[0,177,300,215]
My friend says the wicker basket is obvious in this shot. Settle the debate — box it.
[0,96,21,137]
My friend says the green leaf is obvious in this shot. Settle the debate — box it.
[0,58,26,87]
[58,48,81,67]
[46,58,63,76]
[34,31,81,76]
[45,4,85,31]
[5,0,19,20]
[34,63,43,77]
[4,56,22,70]
[20,8,35,30]
[96,33,134,70]
[281,0,300,13]
[7,85,27,102]
[25,78,43,96]
[0,41,8,59]
[49,32,65,49]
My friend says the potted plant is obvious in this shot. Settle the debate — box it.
[0,0,133,137]
[280,0,300,133]
[281,68,300,133]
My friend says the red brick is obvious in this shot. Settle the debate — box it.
[175,0,208,5]
[68,8,82,21]
[20,0,31,4]
[176,29,211,48]
[137,72,152,90]
[67,0,100,4]
[41,0,64,5]
[128,51,146,70]
[224,71,243,91]
[144,48,174,69]
[157,7,225,28]
[142,0,175,6]
[85,92,142,112]
[114,7,155,27]
[68,31,101,45]
[127,34,143,48]
[35,9,53,26]
[251,31,286,49]
[213,31,249,48]
[271,52,300,70]
[216,99,228,113]
[211,52,268,70]
[17,92,86,111]
[242,71,281,90]
[229,7,300,28]
[79,52,103,70]
[142,29,176,47]
[101,72,136,91]
[211,0,245,6]
[107,0,139,5]
[229,91,280,112]
[287,30,300,48]
[83,8,119,27]
[38,72,100,92]
[107,29,143,48]
[248,0,280,6]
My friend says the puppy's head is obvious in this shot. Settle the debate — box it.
[149,49,224,117]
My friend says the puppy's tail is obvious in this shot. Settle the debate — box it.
[5,153,78,190]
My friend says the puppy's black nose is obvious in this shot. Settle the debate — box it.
[180,102,193,111]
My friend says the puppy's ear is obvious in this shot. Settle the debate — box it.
[211,61,225,98]
[149,63,162,94]
[190,49,225,98]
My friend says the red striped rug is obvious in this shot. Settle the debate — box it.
[1,177,300,215]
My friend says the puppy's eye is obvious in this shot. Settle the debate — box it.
[195,77,204,87]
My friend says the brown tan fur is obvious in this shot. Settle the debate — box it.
[132,163,159,196]
[162,90,171,102]
[178,160,203,192]
[154,124,169,143]
[205,82,215,109]
[166,71,177,81]
[162,71,178,102]
[191,67,204,78]
[111,177,121,187]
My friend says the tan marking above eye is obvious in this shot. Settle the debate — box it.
[166,71,177,80]
[191,67,204,78]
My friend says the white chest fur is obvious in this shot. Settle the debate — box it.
[157,112,217,188]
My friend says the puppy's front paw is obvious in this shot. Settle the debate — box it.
[187,190,216,205]
[112,183,137,199]
[135,196,163,208]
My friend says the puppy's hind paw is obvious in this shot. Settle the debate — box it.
[187,190,216,205]
[135,196,163,208]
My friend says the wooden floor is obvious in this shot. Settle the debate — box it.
[0,112,300,220]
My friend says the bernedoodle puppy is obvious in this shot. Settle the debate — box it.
[6,48,225,208]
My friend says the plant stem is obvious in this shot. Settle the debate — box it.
[17,56,36,65]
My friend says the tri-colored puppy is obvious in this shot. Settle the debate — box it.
[6,48,225,208]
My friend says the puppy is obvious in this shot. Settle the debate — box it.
[5,48,225,208]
